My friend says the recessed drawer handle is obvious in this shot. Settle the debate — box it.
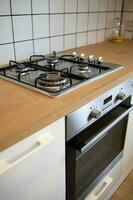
[0,133,55,175]
[91,176,113,200]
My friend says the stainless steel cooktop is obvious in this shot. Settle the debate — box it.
[0,52,123,98]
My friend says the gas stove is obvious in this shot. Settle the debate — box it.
[0,51,123,98]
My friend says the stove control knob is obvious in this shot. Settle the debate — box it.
[89,109,101,119]
[72,52,77,57]
[116,92,126,100]
[79,53,85,61]
[88,55,94,63]
[97,56,103,64]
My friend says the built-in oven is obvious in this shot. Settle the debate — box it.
[66,79,133,200]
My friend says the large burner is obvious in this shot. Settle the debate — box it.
[36,72,71,92]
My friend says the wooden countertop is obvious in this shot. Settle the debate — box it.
[0,40,133,151]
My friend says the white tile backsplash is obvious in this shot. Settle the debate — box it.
[77,32,87,47]
[50,0,64,13]
[88,31,97,44]
[65,14,76,34]
[32,0,49,14]
[33,15,49,39]
[13,16,32,41]
[15,41,33,60]
[124,0,133,11]
[108,0,116,11]
[0,17,13,44]
[34,38,49,54]
[89,0,99,12]
[50,36,63,52]
[0,0,10,15]
[11,0,31,14]
[0,0,128,64]
[50,14,63,36]
[98,13,107,29]
[99,0,108,11]
[88,13,98,31]
[78,0,89,12]
[97,30,105,42]
[0,44,14,64]
[65,0,77,13]
[77,13,88,32]
[64,34,76,50]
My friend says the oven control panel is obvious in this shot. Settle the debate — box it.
[67,78,133,140]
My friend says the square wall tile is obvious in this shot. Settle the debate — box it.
[0,17,13,44]
[124,0,133,11]
[33,15,49,39]
[13,16,32,42]
[50,36,63,52]
[105,28,112,40]
[78,0,89,12]
[65,14,76,34]
[32,0,49,13]
[0,0,10,15]
[34,38,49,54]
[98,13,107,29]
[124,31,133,39]
[11,0,31,14]
[116,0,123,11]
[123,12,133,21]
[87,31,97,44]
[108,0,115,11]
[97,30,105,43]
[64,34,76,50]
[0,44,14,64]
[50,0,64,13]
[50,15,63,36]
[106,12,115,28]
[88,13,98,31]
[88,0,99,12]
[15,41,33,60]
[99,0,108,11]
[65,0,77,13]
[77,14,88,32]
[77,32,87,47]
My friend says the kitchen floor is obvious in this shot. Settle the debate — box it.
[110,170,133,200]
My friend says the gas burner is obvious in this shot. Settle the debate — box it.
[70,64,95,78]
[46,56,59,66]
[15,63,31,73]
[36,72,71,92]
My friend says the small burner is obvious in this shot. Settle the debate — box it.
[46,56,59,66]
[36,72,71,92]
[15,63,30,73]
[70,64,95,78]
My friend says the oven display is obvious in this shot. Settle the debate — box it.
[104,95,112,105]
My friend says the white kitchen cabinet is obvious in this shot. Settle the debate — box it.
[0,117,65,200]
[121,95,133,181]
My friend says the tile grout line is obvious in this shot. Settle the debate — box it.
[31,0,35,55]
[9,0,16,61]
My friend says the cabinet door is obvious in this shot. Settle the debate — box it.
[0,118,65,200]
[121,96,133,181]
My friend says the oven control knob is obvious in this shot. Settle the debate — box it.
[89,109,101,119]
[97,56,103,64]
[116,92,126,100]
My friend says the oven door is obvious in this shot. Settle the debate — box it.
[66,97,133,200]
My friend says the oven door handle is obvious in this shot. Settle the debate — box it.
[78,105,133,154]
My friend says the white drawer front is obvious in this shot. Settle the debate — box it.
[85,160,122,200]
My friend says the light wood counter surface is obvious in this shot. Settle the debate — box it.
[0,40,133,151]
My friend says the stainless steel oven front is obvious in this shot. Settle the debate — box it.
[66,79,133,200]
